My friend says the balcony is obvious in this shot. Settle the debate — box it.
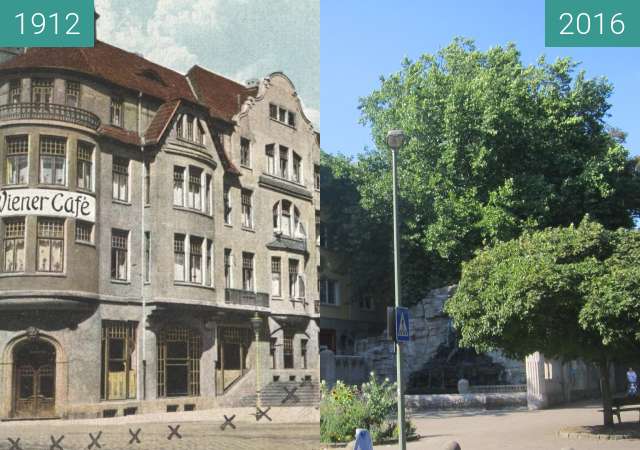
[0,103,101,130]
[224,288,270,308]
[266,233,307,254]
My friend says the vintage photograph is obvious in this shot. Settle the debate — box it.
[0,1,320,449]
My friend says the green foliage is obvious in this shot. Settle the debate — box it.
[320,374,414,444]
[350,38,639,300]
[444,217,640,363]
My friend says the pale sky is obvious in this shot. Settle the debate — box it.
[94,0,320,128]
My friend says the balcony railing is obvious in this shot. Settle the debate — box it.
[224,288,270,308]
[0,103,101,130]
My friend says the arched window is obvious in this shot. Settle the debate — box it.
[273,200,307,239]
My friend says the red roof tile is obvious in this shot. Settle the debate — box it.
[187,65,251,122]
[99,125,142,146]
[0,41,197,103]
[144,99,181,144]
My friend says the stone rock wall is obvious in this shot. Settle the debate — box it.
[354,286,525,389]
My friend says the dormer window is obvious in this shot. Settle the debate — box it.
[140,68,165,85]
[32,79,53,106]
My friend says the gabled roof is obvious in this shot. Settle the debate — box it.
[144,99,181,145]
[187,65,255,122]
[0,41,197,103]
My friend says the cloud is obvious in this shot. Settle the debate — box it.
[94,0,224,71]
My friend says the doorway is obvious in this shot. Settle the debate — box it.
[13,339,56,418]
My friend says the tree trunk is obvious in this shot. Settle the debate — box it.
[599,361,614,427]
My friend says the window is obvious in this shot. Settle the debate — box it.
[269,103,278,119]
[205,175,212,215]
[101,321,137,400]
[186,116,194,141]
[224,249,232,288]
[288,111,296,127]
[144,232,150,283]
[273,200,305,238]
[240,138,251,167]
[314,164,320,190]
[75,220,93,244]
[173,167,185,206]
[189,237,203,284]
[223,184,231,225]
[301,339,308,369]
[65,81,80,107]
[112,157,129,202]
[241,190,253,229]
[279,146,288,179]
[278,107,287,123]
[187,167,202,210]
[292,152,302,183]
[206,240,213,286]
[40,136,66,185]
[9,80,21,104]
[176,115,184,139]
[196,122,205,145]
[111,229,128,281]
[174,234,185,282]
[242,252,254,291]
[77,141,93,191]
[32,79,53,105]
[265,144,275,175]
[144,162,150,205]
[3,218,25,272]
[283,330,294,369]
[271,257,281,297]
[289,259,299,299]
[315,211,321,246]
[110,98,123,126]
[5,135,28,185]
[320,279,339,305]
[37,218,64,273]
[359,296,373,311]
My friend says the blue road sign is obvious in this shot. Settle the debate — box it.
[396,307,410,342]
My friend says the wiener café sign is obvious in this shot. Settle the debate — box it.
[0,188,96,222]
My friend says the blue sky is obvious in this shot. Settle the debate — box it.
[321,1,640,158]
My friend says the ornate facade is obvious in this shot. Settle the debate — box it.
[0,41,319,419]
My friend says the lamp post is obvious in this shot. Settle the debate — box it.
[387,129,406,450]
[249,312,263,408]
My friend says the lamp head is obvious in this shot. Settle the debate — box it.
[386,129,405,151]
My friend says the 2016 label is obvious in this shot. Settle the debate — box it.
[559,12,625,36]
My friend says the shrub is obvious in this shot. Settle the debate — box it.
[320,373,415,443]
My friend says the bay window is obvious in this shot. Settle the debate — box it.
[5,135,28,185]
[40,136,66,186]
[3,218,25,273]
[37,218,64,273]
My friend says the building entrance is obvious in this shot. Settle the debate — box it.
[13,339,56,418]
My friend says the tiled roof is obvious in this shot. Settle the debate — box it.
[0,41,197,103]
[187,65,252,122]
[99,125,142,146]
[144,99,181,144]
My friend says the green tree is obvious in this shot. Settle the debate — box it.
[357,38,639,300]
[444,218,640,426]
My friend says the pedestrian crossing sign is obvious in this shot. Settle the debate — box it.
[396,307,410,342]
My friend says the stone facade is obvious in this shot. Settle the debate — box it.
[0,41,319,420]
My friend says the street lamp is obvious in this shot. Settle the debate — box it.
[249,312,263,408]
[386,129,406,450]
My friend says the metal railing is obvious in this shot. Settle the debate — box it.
[224,288,269,308]
[0,103,101,130]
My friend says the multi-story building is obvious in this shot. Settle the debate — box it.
[0,38,319,419]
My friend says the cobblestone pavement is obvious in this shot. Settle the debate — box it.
[0,415,320,450]
[375,401,639,450]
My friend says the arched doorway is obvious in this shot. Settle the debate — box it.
[13,339,56,418]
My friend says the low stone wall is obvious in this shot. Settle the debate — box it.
[405,392,526,411]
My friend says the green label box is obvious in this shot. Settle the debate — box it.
[0,0,95,48]
[546,0,640,47]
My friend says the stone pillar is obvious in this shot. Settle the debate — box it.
[200,324,216,398]
[526,352,547,409]
[143,326,157,401]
